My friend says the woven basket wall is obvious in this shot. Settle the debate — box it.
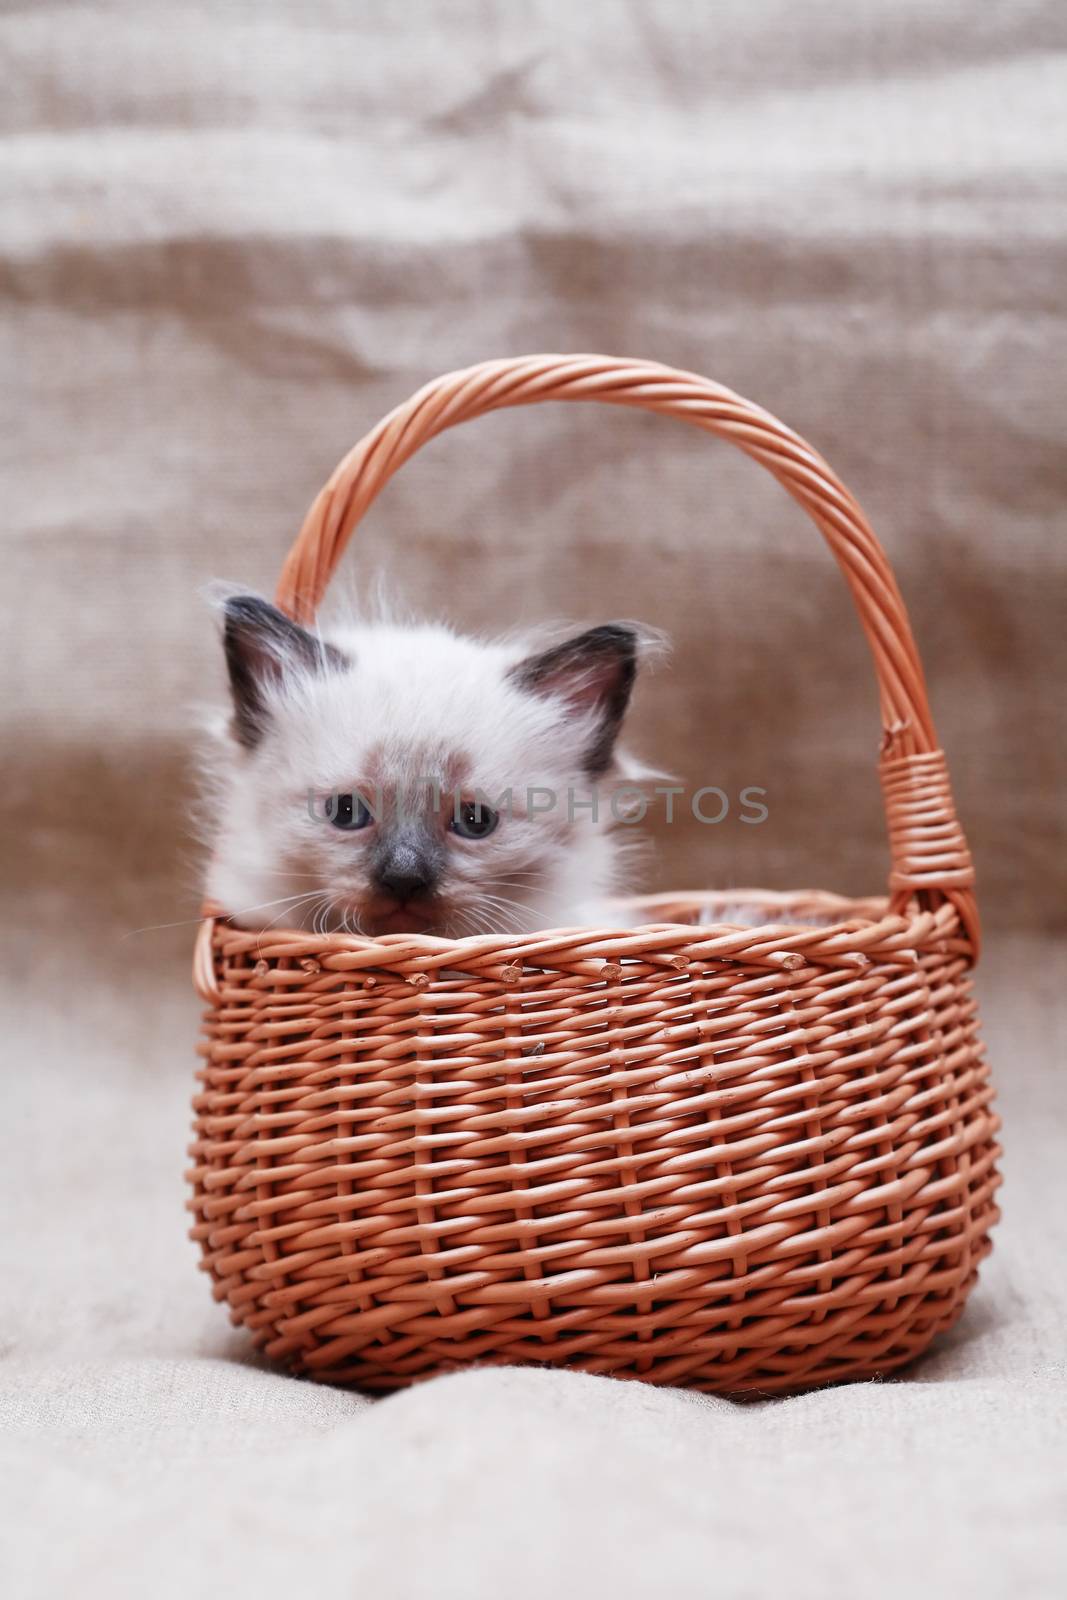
[188,355,1001,1394]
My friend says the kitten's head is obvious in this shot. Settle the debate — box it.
[205,596,653,937]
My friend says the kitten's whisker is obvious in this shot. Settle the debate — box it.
[121,913,218,939]
[451,906,491,939]
[458,892,537,936]
[336,901,363,936]
[473,889,536,916]
[484,873,543,890]
[248,867,335,880]
[122,888,326,940]
[256,891,330,936]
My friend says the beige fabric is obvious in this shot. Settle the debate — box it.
[3,935,1065,1598]
[2,3,1064,1596]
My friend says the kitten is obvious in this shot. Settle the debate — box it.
[204,595,658,938]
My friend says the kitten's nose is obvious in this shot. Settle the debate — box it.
[373,837,438,902]
[378,863,434,900]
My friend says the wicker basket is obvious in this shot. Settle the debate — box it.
[188,354,1001,1395]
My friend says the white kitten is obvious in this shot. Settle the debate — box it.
[203,596,658,938]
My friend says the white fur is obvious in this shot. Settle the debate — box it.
[203,608,657,937]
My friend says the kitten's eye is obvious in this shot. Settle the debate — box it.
[451,801,499,840]
[327,793,373,831]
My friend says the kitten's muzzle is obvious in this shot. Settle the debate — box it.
[370,828,442,903]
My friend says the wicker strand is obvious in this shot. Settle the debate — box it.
[880,750,978,950]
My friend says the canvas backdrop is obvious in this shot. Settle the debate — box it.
[2,3,1065,1596]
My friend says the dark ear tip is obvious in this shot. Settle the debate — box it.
[582,625,638,688]
[223,594,282,633]
[587,623,637,652]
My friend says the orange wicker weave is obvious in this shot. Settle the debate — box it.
[188,355,1001,1395]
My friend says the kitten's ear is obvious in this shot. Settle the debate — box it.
[509,624,638,777]
[222,595,348,749]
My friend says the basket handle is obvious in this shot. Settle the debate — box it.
[275,353,979,954]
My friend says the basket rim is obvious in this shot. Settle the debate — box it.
[193,888,969,1002]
